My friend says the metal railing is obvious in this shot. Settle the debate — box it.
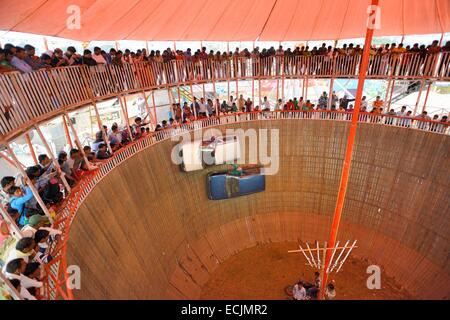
[0,52,449,139]
[37,110,448,300]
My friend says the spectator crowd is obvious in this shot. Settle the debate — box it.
[0,39,449,300]
[1,40,449,77]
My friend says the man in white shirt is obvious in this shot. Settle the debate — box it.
[109,123,124,145]
[275,99,283,118]
[396,105,407,126]
[403,110,413,127]
[416,111,431,130]
[325,281,336,300]
[396,105,407,117]
[228,95,235,109]
[361,96,368,109]
[92,47,107,65]
[135,97,146,117]
[66,148,82,179]
[298,97,305,110]
[198,98,208,117]
[4,258,43,290]
[262,96,271,111]
[293,281,306,300]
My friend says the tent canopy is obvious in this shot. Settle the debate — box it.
[0,0,449,42]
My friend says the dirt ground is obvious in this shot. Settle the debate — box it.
[200,242,416,300]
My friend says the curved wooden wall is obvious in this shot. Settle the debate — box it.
[66,120,450,299]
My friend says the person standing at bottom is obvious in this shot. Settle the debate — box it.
[325,281,336,300]
[293,281,307,300]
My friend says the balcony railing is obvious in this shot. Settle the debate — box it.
[0,52,449,139]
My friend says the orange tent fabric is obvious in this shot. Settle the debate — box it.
[0,0,449,41]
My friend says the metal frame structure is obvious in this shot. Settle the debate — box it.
[288,240,358,274]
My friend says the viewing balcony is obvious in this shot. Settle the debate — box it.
[0,52,449,140]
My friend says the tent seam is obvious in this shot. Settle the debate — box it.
[336,0,352,41]
[255,0,279,41]
[280,0,300,42]
[434,0,445,34]
[307,0,325,41]
[122,0,166,40]
[7,0,50,35]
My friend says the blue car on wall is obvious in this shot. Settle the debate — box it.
[207,166,266,200]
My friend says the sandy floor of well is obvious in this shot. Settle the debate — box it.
[200,242,415,300]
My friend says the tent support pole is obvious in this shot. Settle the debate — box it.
[320,0,379,299]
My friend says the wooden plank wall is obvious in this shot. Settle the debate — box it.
[66,120,450,299]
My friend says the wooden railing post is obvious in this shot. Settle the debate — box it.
[24,132,38,165]
[118,95,134,141]
[63,112,90,166]
[0,272,22,300]
[5,144,54,223]
[34,125,72,193]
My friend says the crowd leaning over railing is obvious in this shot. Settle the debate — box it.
[165,92,448,132]
[0,153,68,299]
[1,40,449,78]
[0,136,127,299]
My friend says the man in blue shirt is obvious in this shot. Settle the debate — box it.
[8,186,35,227]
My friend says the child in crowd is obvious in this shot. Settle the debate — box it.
[58,151,77,186]
[34,230,53,263]
[0,176,16,205]
[21,214,62,239]
[140,127,147,137]
[7,186,35,227]
[96,143,111,160]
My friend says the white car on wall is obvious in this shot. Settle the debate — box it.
[180,135,241,172]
